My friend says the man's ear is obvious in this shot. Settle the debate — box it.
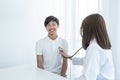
[57,25,59,28]
[45,26,47,28]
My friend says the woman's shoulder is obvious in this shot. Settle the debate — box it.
[88,39,100,49]
[88,39,111,55]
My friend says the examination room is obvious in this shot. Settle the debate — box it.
[0,0,120,80]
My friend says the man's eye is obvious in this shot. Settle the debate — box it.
[52,23,56,26]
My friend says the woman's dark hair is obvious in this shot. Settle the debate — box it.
[44,16,59,27]
[80,13,111,50]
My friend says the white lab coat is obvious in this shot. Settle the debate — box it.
[72,39,115,80]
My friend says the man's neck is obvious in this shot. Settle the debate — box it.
[48,34,58,40]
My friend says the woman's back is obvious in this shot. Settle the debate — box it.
[83,39,115,80]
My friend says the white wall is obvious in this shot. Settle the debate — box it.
[0,0,49,68]
[101,0,120,79]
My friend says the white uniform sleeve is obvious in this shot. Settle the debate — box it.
[72,57,84,65]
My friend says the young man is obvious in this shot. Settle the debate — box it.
[35,16,68,77]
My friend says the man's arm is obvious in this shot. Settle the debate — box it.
[61,58,68,77]
[37,55,44,69]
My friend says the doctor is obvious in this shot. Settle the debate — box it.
[59,13,115,80]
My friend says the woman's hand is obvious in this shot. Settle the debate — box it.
[58,47,71,59]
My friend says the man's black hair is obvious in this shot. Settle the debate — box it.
[44,16,59,27]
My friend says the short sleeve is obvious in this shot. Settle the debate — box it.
[35,40,43,55]
[63,39,69,53]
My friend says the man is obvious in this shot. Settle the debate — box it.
[35,16,68,77]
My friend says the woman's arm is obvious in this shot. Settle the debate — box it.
[59,47,71,59]
[59,47,84,65]
[72,57,84,65]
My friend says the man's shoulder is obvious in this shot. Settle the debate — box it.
[58,37,68,43]
[58,37,65,40]
[36,36,47,43]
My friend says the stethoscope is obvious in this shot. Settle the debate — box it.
[59,47,83,59]
[59,46,83,80]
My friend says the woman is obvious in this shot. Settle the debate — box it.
[59,13,115,80]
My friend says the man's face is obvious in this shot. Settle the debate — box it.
[45,21,59,35]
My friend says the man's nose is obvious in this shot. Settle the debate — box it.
[49,25,54,28]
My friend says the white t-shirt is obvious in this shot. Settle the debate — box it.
[72,39,115,80]
[35,36,68,74]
